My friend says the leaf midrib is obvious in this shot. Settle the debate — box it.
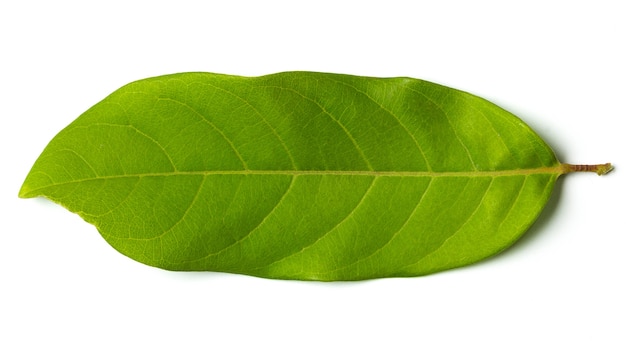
[34,166,566,179]
[22,166,563,198]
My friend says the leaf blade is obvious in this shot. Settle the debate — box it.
[20,71,564,280]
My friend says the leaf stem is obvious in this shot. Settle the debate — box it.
[561,163,613,176]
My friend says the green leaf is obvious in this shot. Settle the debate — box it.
[19,72,612,281]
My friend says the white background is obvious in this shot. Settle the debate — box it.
[1,1,624,351]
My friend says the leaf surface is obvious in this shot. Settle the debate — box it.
[20,72,589,280]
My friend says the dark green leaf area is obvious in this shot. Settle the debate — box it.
[20,72,561,280]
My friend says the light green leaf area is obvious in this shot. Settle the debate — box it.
[20,71,566,281]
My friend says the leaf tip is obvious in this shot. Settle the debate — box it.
[18,188,31,199]
[18,180,37,199]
